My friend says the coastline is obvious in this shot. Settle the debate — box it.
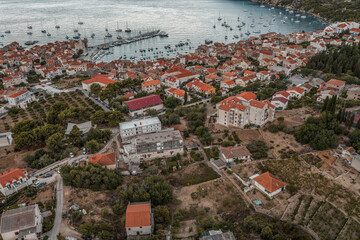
[249,0,331,24]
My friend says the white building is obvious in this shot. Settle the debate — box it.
[7,90,35,109]
[0,204,42,240]
[119,117,162,141]
[125,202,154,237]
[219,146,252,163]
[250,172,286,198]
[0,168,32,196]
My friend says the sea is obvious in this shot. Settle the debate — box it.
[0,0,327,62]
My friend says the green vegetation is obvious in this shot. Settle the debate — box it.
[117,176,173,206]
[246,141,269,159]
[61,164,122,191]
[295,111,342,150]
[306,44,360,82]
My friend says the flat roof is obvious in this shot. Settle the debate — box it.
[134,129,182,145]
[1,205,37,233]
[119,117,160,130]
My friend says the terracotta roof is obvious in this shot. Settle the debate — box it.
[143,79,160,87]
[219,103,247,112]
[237,92,256,101]
[8,90,27,98]
[287,87,305,94]
[82,75,116,85]
[250,100,266,109]
[0,168,27,188]
[124,95,163,111]
[88,152,115,166]
[125,203,151,228]
[168,88,185,97]
[253,172,286,193]
[327,79,345,87]
[275,91,290,98]
[271,97,288,104]
[220,146,252,159]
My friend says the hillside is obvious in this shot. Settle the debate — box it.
[253,0,360,22]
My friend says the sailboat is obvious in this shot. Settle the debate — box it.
[116,22,122,32]
[41,21,46,33]
[78,17,84,25]
[55,19,60,29]
[217,12,222,21]
[125,22,131,33]
[27,23,32,29]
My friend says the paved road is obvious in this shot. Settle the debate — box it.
[49,175,64,240]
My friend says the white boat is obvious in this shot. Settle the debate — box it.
[159,31,168,37]
[4,30,10,34]
[47,32,51,36]
[105,32,112,38]
[27,31,32,35]
[116,22,122,32]
[301,15,306,19]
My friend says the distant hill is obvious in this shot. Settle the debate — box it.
[255,0,360,22]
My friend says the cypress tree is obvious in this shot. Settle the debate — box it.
[348,114,355,129]
[322,96,329,112]
[337,108,343,121]
[356,117,360,129]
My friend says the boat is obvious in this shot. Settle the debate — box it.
[65,34,69,39]
[295,20,300,23]
[25,41,37,45]
[225,36,228,40]
[213,25,216,29]
[91,33,95,38]
[245,31,251,35]
[250,24,255,28]
[116,22,122,32]
[117,35,122,40]
[27,24,32,29]
[205,39,213,44]
[253,29,261,33]
[105,32,112,38]
[27,31,32,35]
[74,29,78,33]
[4,30,10,34]
[159,31,168,37]
[47,32,51,36]
[41,29,46,33]
[125,28,131,33]
[301,15,306,19]
[78,18,84,25]
[234,35,239,38]
[55,25,60,29]
[0,34,4,37]
[73,35,80,40]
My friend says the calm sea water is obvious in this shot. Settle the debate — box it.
[0,0,326,62]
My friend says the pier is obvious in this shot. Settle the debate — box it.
[87,30,162,61]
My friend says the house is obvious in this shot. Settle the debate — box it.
[205,74,220,83]
[0,204,42,240]
[286,87,305,99]
[219,146,252,164]
[7,90,35,109]
[125,202,154,237]
[271,97,288,110]
[0,168,32,197]
[326,79,346,92]
[166,88,190,102]
[88,152,116,169]
[341,146,360,172]
[162,65,199,85]
[250,172,286,198]
[123,129,183,162]
[81,75,116,92]
[123,95,164,117]
[186,79,216,96]
[199,230,236,240]
[346,85,360,100]
[119,117,162,141]
[220,79,236,91]
[65,121,93,137]
[141,79,161,93]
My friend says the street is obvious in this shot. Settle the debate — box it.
[47,175,64,240]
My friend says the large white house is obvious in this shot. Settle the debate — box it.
[119,117,162,141]
[0,168,32,196]
[125,202,154,237]
[81,74,116,92]
[0,204,42,240]
[7,90,35,109]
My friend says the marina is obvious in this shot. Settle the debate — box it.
[0,0,327,62]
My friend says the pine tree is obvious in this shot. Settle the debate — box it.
[356,118,360,129]
[329,95,337,114]
[322,96,329,112]
[348,114,355,129]
[337,108,343,121]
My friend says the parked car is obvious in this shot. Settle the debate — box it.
[41,173,52,178]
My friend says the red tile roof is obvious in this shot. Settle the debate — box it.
[327,79,345,87]
[253,172,286,193]
[143,79,160,87]
[88,152,115,166]
[8,90,27,98]
[124,95,163,111]
[82,75,116,85]
[237,92,256,101]
[125,203,151,228]
[0,168,27,188]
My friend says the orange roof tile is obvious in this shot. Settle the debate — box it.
[237,92,256,101]
[88,152,115,166]
[143,79,160,87]
[253,172,286,193]
[125,203,151,228]
[0,168,27,188]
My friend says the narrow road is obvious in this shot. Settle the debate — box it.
[49,175,64,239]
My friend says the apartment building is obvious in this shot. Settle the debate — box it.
[119,117,162,141]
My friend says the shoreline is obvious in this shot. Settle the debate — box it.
[249,0,332,24]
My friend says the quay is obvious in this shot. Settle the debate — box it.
[87,30,162,61]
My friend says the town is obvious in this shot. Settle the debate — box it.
[0,20,360,240]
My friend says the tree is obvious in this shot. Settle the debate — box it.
[243,216,258,233]
[91,111,107,125]
[89,83,102,97]
[14,131,37,150]
[79,223,95,237]
[46,132,65,153]
[68,125,83,147]
[261,226,273,240]
[164,96,182,109]
[71,211,83,223]
[154,206,170,226]
[146,109,158,117]
[98,231,113,240]
[84,140,101,153]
